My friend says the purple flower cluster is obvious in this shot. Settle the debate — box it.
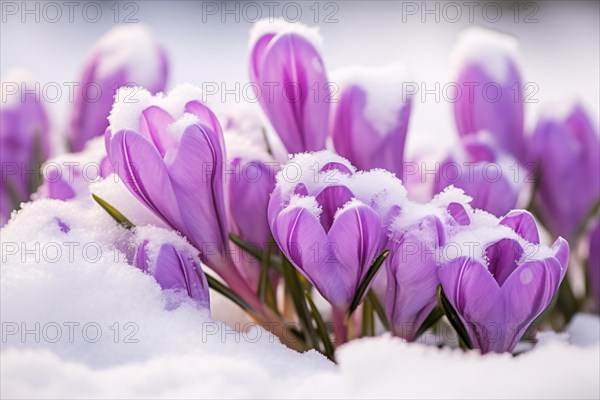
[3,20,598,356]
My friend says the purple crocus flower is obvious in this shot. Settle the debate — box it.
[133,229,210,310]
[106,85,262,311]
[438,211,569,353]
[268,151,385,312]
[452,27,524,161]
[1,71,50,225]
[249,19,329,155]
[530,103,600,241]
[68,25,168,152]
[434,134,520,217]
[330,64,412,176]
[588,219,600,311]
[226,154,278,288]
[385,215,445,341]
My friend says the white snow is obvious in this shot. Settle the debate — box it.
[331,64,412,136]
[451,26,520,84]
[108,84,205,135]
[1,189,598,399]
[248,18,324,52]
[287,194,323,219]
[92,25,163,89]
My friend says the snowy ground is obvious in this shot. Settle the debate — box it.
[1,188,599,399]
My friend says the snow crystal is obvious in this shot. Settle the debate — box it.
[248,18,324,52]
[451,26,520,84]
[331,64,412,136]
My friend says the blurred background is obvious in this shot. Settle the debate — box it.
[2,0,598,155]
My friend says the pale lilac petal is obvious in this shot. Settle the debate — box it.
[328,203,384,303]
[255,33,329,154]
[500,210,540,244]
[273,204,348,307]
[502,257,563,351]
[139,106,176,156]
[166,124,228,267]
[485,239,524,287]
[385,216,444,340]
[314,185,353,232]
[153,244,210,310]
[438,257,504,353]
[109,130,183,228]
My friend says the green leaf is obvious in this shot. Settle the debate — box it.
[347,250,389,316]
[436,285,471,350]
[229,233,282,273]
[304,291,335,361]
[92,194,134,230]
[414,306,444,340]
[367,290,389,331]
[206,274,254,314]
[257,240,278,313]
[362,295,375,337]
[281,256,317,349]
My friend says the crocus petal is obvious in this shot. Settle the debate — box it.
[330,68,412,176]
[109,130,183,228]
[447,202,470,226]
[153,243,210,310]
[134,240,150,272]
[485,238,524,287]
[588,220,600,310]
[273,203,347,307]
[166,124,229,266]
[255,33,329,154]
[328,203,384,304]
[315,185,353,232]
[530,104,600,240]
[452,28,524,160]
[501,257,563,351]
[438,257,505,353]
[184,101,224,139]
[500,210,540,244]
[139,106,176,156]
[386,216,444,340]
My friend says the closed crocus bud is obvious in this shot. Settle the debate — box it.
[385,214,445,341]
[1,70,51,225]
[438,211,569,354]
[588,219,600,311]
[331,64,412,176]
[106,85,262,312]
[434,133,520,217]
[268,151,386,312]
[68,25,168,152]
[133,227,210,310]
[452,27,524,161]
[224,125,279,289]
[530,103,600,241]
[249,19,329,155]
